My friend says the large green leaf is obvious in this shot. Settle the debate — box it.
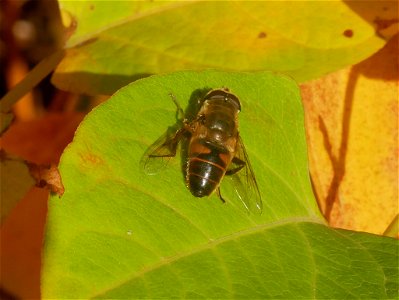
[52,1,396,95]
[42,71,398,298]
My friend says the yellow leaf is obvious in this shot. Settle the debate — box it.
[301,34,398,235]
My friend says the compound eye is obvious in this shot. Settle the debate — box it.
[228,94,241,111]
[205,89,241,111]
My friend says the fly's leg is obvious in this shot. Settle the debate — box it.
[169,93,185,120]
[169,92,204,135]
[225,157,245,176]
[169,92,196,135]
[216,187,226,203]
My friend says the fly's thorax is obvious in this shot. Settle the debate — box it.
[195,98,239,151]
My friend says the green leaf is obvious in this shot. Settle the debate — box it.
[42,71,398,298]
[384,214,399,238]
[0,154,35,223]
[1,112,14,134]
[53,1,395,95]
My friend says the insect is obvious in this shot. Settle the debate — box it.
[141,88,262,213]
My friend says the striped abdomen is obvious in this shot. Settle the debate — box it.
[186,138,233,197]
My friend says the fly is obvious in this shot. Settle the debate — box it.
[141,88,262,213]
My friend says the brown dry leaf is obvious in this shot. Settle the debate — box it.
[301,34,398,235]
[1,112,84,164]
[27,163,65,196]
[0,112,84,299]
[1,156,64,225]
[0,187,48,299]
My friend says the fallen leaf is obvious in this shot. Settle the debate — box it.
[1,112,84,164]
[301,34,398,235]
[0,187,48,299]
[0,112,84,298]
[27,163,65,196]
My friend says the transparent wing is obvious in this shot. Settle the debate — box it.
[226,136,263,214]
[140,127,186,175]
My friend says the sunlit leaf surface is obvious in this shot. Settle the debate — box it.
[52,1,397,95]
[42,71,398,298]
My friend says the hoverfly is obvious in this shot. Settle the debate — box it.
[141,88,262,213]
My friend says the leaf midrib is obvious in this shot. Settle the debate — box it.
[92,217,324,298]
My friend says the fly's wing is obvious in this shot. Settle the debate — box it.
[140,127,186,175]
[226,136,263,214]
